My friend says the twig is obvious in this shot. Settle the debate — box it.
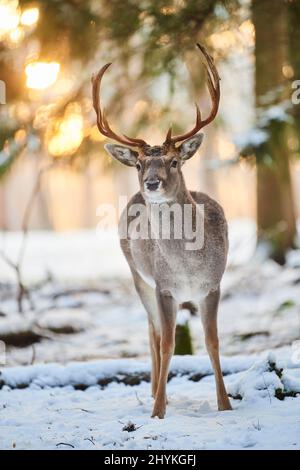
[30,344,36,365]
[0,249,30,313]
[51,287,111,299]
[253,418,261,431]
[121,420,143,432]
[56,442,75,449]
[135,390,144,405]
[84,437,95,446]
[0,161,60,313]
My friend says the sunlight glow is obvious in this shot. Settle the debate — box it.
[9,26,24,43]
[20,7,39,26]
[90,125,106,142]
[217,135,236,160]
[25,62,60,90]
[210,20,255,52]
[160,6,177,15]
[0,1,19,39]
[282,64,294,79]
[0,2,39,43]
[239,20,255,39]
[48,104,84,157]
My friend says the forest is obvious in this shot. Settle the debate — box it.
[0,0,299,451]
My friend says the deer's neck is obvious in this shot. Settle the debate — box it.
[173,173,195,206]
[144,173,202,246]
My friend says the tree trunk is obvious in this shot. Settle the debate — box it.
[175,305,194,355]
[175,322,194,355]
[252,0,296,264]
[288,0,300,158]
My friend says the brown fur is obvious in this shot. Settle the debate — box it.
[110,139,232,418]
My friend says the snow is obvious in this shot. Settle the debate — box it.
[287,249,300,268]
[0,222,300,449]
[0,151,10,166]
[228,353,285,402]
[0,354,256,390]
[0,220,258,286]
[257,102,292,126]
[234,101,293,153]
[1,254,299,365]
[0,229,130,285]
[234,128,268,150]
[0,351,299,450]
[36,309,92,333]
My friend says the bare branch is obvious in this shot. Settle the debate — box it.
[0,161,60,313]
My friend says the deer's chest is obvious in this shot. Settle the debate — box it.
[131,239,213,303]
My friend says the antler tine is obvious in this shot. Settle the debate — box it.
[92,63,147,148]
[164,126,173,144]
[195,103,202,126]
[164,43,220,145]
[123,134,148,145]
[102,111,147,146]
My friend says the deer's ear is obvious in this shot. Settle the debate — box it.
[104,144,138,167]
[179,133,204,162]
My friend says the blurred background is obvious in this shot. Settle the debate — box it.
[0,0,299,366]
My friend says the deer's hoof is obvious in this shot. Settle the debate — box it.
[218,399,232,411]
[151,403,166,419]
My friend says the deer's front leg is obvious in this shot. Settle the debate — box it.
[131,273,161,399]
[152,288,177,419]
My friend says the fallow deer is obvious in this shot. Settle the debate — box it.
[92,44,232,418]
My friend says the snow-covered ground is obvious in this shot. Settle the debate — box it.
[0,352,299,449]
[0,222,300,449]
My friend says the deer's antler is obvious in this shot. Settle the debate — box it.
[91,63,148,148]
[164,43,220,146]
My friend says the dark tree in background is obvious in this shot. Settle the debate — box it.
[288,0,300,160]
[252,0,297,264]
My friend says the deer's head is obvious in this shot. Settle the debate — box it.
[92,44,220,203]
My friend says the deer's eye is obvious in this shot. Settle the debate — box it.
[171,159,178,168]
[136,162,141,171]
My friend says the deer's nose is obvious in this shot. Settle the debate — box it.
[145,179,161,191]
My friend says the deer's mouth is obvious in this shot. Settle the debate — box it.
[143,181,168,202]
[145,179,162,192]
